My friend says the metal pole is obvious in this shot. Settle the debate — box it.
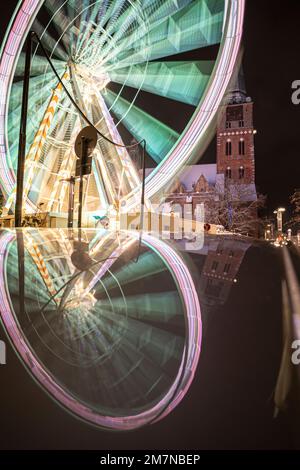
[15,32,33,227]
[16,230,25,322]
[140,141,146,230]
[68,176,75,228]
[78,136,86,228]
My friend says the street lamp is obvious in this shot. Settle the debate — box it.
[273,207,286,233]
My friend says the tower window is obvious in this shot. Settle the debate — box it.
[226,140,232,156]
[226,167,232,179]
[224,263,231,275]
[226,122,231,129]
[212,261,219,272]
[239,120,244,127]
[239,139,245,155]
[239,166,245,179]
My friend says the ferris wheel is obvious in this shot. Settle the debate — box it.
[0,0,245,218]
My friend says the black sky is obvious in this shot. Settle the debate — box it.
[0,0,300,215]
[243,0,300,215]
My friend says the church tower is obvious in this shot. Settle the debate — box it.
[216,68,256,186]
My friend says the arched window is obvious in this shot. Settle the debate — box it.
[226,140,232,156]
[239,166,245,179]
[226,167,232,179]
[239,139,245,155]
[224,263,231,275]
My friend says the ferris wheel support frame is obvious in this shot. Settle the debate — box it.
[11,27,148,229]
[7,71,68,216]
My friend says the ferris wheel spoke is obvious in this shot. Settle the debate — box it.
[142,0,193,25]
[100,0,128,33]
[103,332,182,386]
[24,233,59,303]
[34,20,69,61]
[95,291,182,331]
[76,1,110,55]
[9,75,59,121]
[76,0,128,64]
[105,0,223,71]
[97,292,183,319]
[97,0,154,61]
[102,0,130,34]
[96,251,166,291]
[43,1,74,51]
[100,0,193,66]
[15,54,65,78]
[95,304,178,349]
[7,75,63,153]
[7,126,36,170]
[9,73,58,107]
[104,89,179,164]
[67,0,83,37]
[110,60,214,106]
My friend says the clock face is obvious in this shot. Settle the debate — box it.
[226,105,244,122]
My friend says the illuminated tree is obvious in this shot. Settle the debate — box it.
[205,184,266,236]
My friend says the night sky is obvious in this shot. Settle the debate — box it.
[0,0,299,216]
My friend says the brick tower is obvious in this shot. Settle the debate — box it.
[217,68,256,187]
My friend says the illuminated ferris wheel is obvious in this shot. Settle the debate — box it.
[0,0,245,218]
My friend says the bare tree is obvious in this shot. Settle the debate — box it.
[205,184,266,236]
[290,189,300,228]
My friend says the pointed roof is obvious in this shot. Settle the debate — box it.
[225,66,249,105]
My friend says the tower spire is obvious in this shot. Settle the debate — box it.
[225,66,249,104]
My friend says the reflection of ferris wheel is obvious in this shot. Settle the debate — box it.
[0,0,245,216]
[0,229,201,430]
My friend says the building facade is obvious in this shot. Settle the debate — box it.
[162,68,257,225]
[217,68,256,187]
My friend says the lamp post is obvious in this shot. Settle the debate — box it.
[15,32,34,227]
